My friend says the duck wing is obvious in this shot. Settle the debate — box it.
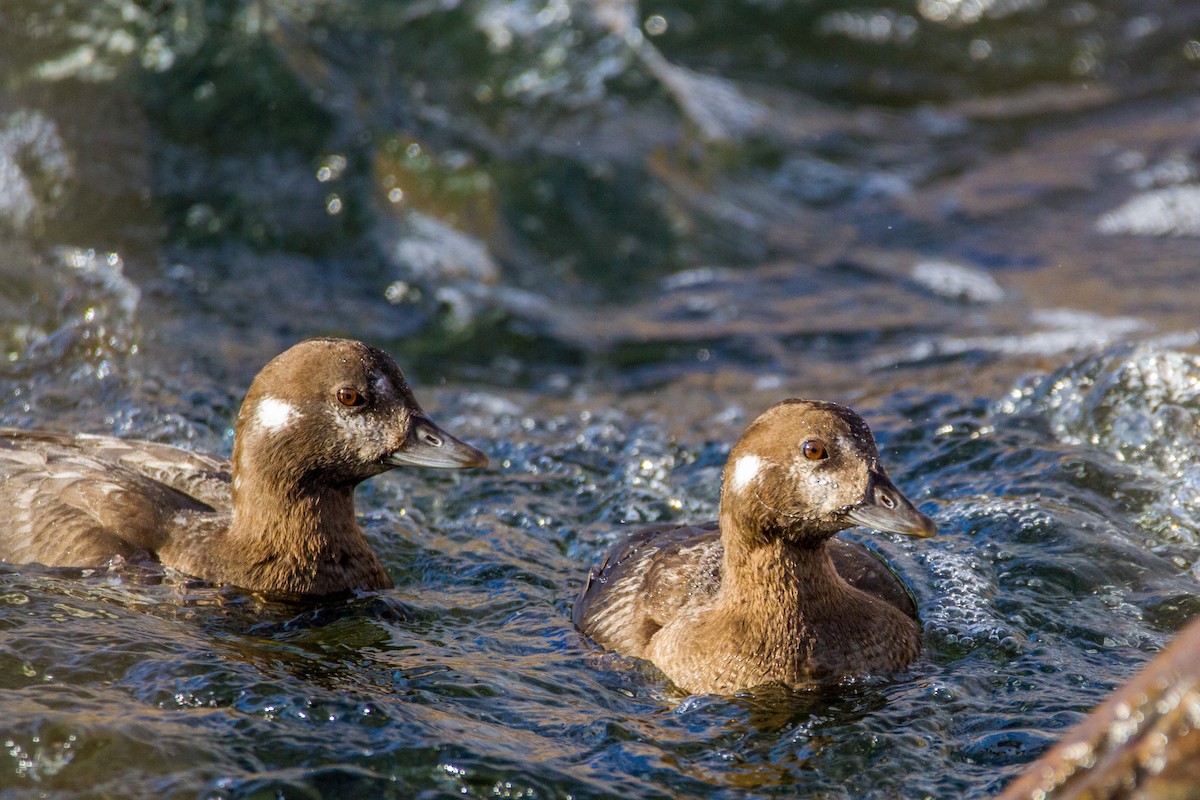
[0,429,228,568]
[573,521,918,657]
[573,522,722,658]
[826,537,918,620]
[52,430,231,509]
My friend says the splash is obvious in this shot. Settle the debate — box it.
[1,247,140,384]
[999,344,1200,542]
[0,111,72,233]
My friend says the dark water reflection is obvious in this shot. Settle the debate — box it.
[2,1,1200,798]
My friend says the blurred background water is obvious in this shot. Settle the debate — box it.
[2,1,1200,797]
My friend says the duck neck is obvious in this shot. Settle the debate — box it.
[226,469,390,596]
[716,510,849,621]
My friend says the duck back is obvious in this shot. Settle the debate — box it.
[574,521,918,659]
[0,429,229,568]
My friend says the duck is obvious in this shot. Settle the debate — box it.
[0,337,488,598]
[573,399,937,695]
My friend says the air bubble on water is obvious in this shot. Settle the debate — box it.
[920,545,1015,646]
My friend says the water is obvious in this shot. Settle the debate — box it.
[2,1,1200,797]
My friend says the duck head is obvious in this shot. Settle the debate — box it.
[720,399,936,546]
[232,338,487,497]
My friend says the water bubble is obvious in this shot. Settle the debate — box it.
[963,39,990,61]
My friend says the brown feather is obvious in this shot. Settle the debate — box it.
[573,400,935,695]
[0,338,486,598]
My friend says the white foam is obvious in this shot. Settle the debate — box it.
[730,455,764,492]
[1096,185,1200,237]
[255,397,299,432]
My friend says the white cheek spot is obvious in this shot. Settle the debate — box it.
[730,455,764,492]
[255,397,300,432]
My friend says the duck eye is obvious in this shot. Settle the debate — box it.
[801,440,828,461]
[336,387,365,407]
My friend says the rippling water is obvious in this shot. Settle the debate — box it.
[3,1,1200,798]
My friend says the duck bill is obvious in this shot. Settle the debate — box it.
[385,416,489,469]
[845,473,937,538]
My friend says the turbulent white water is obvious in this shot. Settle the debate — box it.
[3,1,1200,797]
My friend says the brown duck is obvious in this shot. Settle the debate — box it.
[0,337,487,597]
[573,399,936,695]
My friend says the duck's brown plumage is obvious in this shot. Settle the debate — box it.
[573,399,936,695]
[0,338,488,598]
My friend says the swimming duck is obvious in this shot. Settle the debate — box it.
[573,399,936,695]
[0,337,487,597]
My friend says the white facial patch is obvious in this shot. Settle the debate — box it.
[730,455,764,492]
[255,397,300,432]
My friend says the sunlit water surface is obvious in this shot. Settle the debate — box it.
[3,1,1200,798]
